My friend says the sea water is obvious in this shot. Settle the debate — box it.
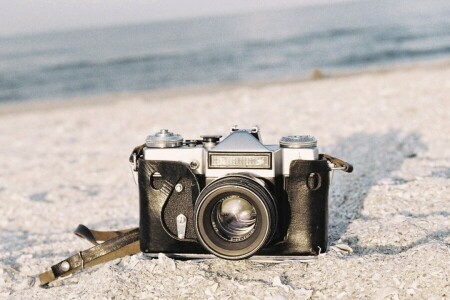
[0,0,449,102]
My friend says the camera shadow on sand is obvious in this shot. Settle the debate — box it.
[325,130,447,255]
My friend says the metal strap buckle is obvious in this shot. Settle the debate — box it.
[79,252,84,270]
[131,153,137,171]
[130,153,139,185]
[330,166,346,171]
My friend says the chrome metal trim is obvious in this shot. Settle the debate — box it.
[143,253,321,262]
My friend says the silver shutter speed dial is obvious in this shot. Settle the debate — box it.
[279,135,317,148]
[145,129,183,148]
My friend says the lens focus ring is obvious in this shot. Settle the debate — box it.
[194,174,277,260]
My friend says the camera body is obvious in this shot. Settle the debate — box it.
[133,126,348,259]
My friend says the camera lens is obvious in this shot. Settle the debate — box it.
[195,174,277,260]
[213,195,257,242]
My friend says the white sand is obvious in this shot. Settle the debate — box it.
[0,63,449,299]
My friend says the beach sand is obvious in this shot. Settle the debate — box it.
[0,62,449,299]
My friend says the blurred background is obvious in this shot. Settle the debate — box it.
[1,0,449,103]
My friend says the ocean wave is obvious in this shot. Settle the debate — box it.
[44,53,178,72]
[335,45,450,66]
[0,76,21,89]
[372,29,450,44]
[244,27,372,49]
[0,48,70,61]
[45,60,93,71]
[0,91,22,102]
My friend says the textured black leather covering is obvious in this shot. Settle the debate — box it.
[139,158,331,256]
[281,158,330,255]
[260,158,330,255]
[138,159,204,253]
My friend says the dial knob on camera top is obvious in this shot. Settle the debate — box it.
[201,135,222,143]
[201,135,222,148]
[145,129,183,148]
[185,139,201,147]
[279,135,317,148]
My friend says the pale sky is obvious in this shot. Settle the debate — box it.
[0,0,351,36]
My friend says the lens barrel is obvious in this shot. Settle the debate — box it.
[194,174,277,259]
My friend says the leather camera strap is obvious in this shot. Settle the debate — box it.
[40,145,146,286]
[320,153,353,173]
[39,225,140,286]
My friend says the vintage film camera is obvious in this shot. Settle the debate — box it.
[131,126,352,260]
[38,125,354,286]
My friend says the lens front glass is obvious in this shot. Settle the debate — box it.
[212,195,257,242]
[195,174,277,259]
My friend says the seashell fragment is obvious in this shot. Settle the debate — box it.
[333,243,354,253]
